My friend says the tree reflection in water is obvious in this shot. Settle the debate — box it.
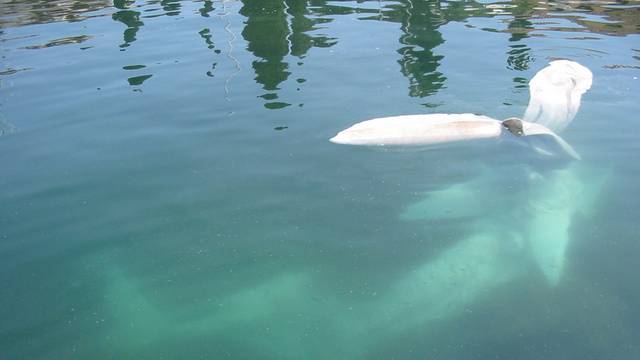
[240,0,336,108]
[4,0,637,106]
[112,0,143,50]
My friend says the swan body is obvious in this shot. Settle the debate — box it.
[330,60,592,157]
[330,60,596,287]
[330,114,581,160]
[329,113,502,146]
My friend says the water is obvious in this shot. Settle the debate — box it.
[1,0,639,358]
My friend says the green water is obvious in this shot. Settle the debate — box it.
[1,0,639,359]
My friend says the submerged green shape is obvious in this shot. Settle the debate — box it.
[123,64,146,70]
[127,74,152,85]
[264,101,291,110]
[259,93,278,100]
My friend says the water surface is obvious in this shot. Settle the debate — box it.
[1,0,639,359]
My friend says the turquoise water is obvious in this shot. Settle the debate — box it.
[1,0,639,358]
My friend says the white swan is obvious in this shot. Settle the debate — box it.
[330,60,592,159]
[331,60,595,287]
[330,113,581,160]
[523,60,593,133]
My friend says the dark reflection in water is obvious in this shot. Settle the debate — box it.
[286,0,336,56]
[123,64,146,70]
[160,0,182,17]
[199,0,214,17]
[22,35,92,49]
[2,0,638,104]
[240,0,291,92]
[507,43,532,71]
[0,67,31,75]
[506,8,535,71]
[512,76,529,90]
[198,28,219,77]
[239,0,336,108]
[112,0,143,50]
[330,0,638,99]
[127,74,152,85]
[382,1,447,98]
[0,0,110,27]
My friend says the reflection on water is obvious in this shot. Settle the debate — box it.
[161,0,182,16]
[198,28,218,77]
[21,34,92,49]
[240,0,336,107]
[198,0,215,17]
[506,11,534,71]
[1,0,639,359]
[0,0,111,27]
[127,74,153,85]
[112,0,143,50]
[3,0,637,100]
[241,0,291,92]
[388,1,447,97]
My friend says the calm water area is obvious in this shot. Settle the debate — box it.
[1,0,639,359]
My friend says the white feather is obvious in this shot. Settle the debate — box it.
[523,60,593,133]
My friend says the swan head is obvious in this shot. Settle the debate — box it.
[502,117,524,137]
